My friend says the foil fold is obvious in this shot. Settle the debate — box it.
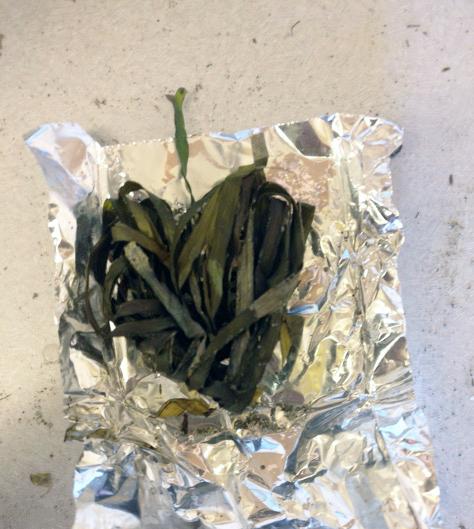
[26,114,441,529]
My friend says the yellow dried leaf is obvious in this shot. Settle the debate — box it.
[280,321,292,364]
[157,398,211,417]
[30,472,52,487]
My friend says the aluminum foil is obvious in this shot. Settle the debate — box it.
[26,114,442,529]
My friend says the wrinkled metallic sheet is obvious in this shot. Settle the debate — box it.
[26,114,441,529]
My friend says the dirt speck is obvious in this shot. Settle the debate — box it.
[458,524,466,529]
[414,211,420,219]
[252,37,257,44]
[32,292,39,299]
[195,83,203,92]
[94,98,107,108]
[0,392,11,402]
[406,24,420,28]
[448,219,463,230]
[449,174,453,185]
[442,66,451,72]
[33,401,53,429]
[290,20,300,35]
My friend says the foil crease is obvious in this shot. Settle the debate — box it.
[26,115,441,529]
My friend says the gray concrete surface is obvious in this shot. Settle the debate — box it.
[0,1,473,528]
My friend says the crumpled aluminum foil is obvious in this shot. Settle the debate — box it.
[26,114,442,529]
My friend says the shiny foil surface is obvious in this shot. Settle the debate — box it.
[26,115,441,529]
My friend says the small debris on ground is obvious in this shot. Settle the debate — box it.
[449,174,453,185]
[442,67,451,72]
[30,472,52,487]
[290,20,301,35]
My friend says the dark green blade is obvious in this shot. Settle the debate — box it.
[267,209,291,287]
[188,270,212,331]
[226,330,250,382]
[85,236,109,336]
[289,205,306,273]
[123,197,164,245]
[147,194,176,246]
[300,202,315,240]
[188,274,299,389]
[173,337,206,380]
[231,170,264,255]
[237,314,281,389]
[205,174,241,318]
[103,197,130,226]
[102,255,128,323]
[114,299,163,319]
[236,208,255,313]
[88,233,111,285]
[111,317,175,337]
[102,198,120,228]
[117,180,177,247]
[118,180,144,198]
[124,242,204,338]
[228,312,282,411]
[170,183,221,288]
[176,186,221,288]
[111,223,170,266]
[254,197,288,295]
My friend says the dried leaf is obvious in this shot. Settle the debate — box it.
[157,398,211,417]
[30,472,52,487]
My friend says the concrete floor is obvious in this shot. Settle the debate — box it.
[0,1,473,528]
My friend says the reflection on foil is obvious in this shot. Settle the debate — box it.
[26,114,441,529]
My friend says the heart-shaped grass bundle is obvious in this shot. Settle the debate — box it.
[85,89,315,413]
